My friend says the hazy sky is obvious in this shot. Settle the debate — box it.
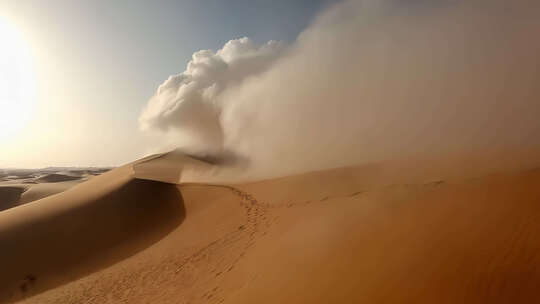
[0,0,331,168]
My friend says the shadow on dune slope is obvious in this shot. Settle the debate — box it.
[0,187,26,212]
[34,174,82,183]
[0,175,185,303]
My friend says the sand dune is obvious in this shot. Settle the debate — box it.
[18,180,84,204]
[0,165,184,303]
[132,151,220,184]
[34,173,81,183]
[0,168,110,212]
[0,151,537,303]
[0,181,84,211]
[0,186,27,212]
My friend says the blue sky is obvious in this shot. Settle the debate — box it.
[0,0,334,167]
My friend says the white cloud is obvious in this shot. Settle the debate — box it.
[139,37,284,153]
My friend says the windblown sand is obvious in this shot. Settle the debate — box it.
[1,152,540,303]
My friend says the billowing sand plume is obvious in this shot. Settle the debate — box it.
[141,0,540,180]
[34,174,80,183]
[139,37,285,154]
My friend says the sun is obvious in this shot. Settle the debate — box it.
[0,18,36,140]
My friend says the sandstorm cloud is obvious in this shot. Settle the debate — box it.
[141,0,540,179]
[139,37,285,153]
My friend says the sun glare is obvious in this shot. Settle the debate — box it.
[0,18,36,140]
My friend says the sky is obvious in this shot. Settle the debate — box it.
[0,0,332,168]
[1,0,539,175]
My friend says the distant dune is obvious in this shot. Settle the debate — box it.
[0,151,539,303]
[34,174,82,183]
[0,168,110,212]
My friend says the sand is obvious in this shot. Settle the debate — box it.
[0,168,110,212]
[0,186,26,212]
[1,152,540,303]
[18,180,85,204]
[0,165,183,303]
[34,174,82,183]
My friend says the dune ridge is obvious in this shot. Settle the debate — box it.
[34,174,81,183]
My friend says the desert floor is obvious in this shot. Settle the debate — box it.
[1,151,540,303]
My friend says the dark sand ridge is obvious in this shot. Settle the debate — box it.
[34,174,82,183]
[0,186,27,212]
[2,149,537,303]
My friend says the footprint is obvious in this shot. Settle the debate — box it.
[19,274,37,293]
[425,180,445,187]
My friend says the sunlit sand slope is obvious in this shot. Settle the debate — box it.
[12,153,540,304]
[0,165,184,303]
[0,168,110,211]
[18,180,83,204]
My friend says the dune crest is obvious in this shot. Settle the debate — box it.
[131,151,221,184]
